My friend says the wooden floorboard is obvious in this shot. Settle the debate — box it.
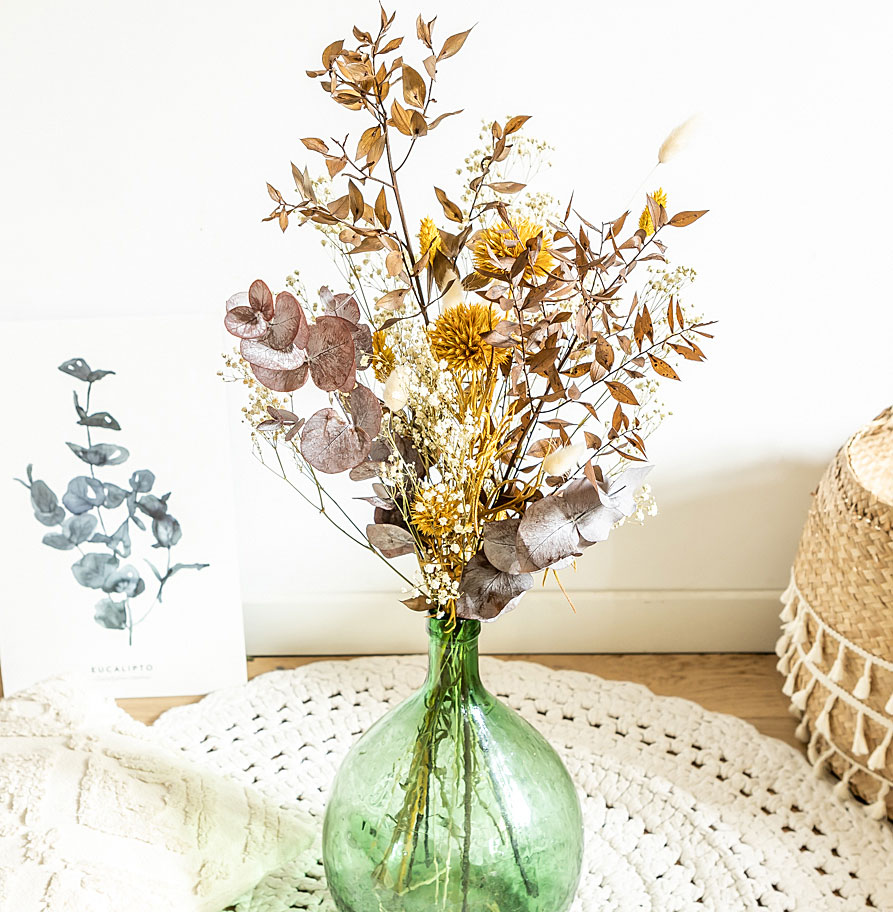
[114,653,800,750]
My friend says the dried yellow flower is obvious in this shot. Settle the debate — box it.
[638,188,668,236]
[371,329,396,382]
[411,487,465,538]
[429,301,510,373]
[418,216,443,257]
[473,218,554,281]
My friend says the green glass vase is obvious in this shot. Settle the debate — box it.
[322,617,584,912]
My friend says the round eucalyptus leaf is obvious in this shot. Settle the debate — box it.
[102,483,129,509]
[42,533,75,550]
[137,494,168,519]
[94,598,127,630]
[62,476,106,514]
[71,552,119,589]
[129,470,155,493]
[63,514,98,545]
[102,564,145,598]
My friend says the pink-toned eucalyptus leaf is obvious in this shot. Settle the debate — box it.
[307,316,356,391]
[349,460,383,481]
[248,279,274,319]
[348,383,382,439]
[324,289,361,324]
[352,323,373,369]
[224,306,268,340]
[300,407,371,474]
[456,551,533,622]
[265,291,309,350]
[366,522,416,558]
[250,362,309,393]
[241,339,306,371]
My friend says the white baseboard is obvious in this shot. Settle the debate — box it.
[244,589,784,655]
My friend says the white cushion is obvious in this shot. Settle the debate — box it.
[0,677,315,911]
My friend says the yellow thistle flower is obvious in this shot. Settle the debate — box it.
[371,330,396,382]
[418,216,443,257]
[473,218,555,282]
[429,301,510,373]
[638,187,668,236]
[411,487,466,538]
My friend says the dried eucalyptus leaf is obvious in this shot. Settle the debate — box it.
[352,323,373,369]
[323,288,361,324]
[481,518,523,574]
[347,383,382,439]
[248,279,275,319]
[240,338,306,371]
[306,316,356,392]
[516,496,582,572]
[605,465,653,516]
[300,407,371,474]
[349,460,382,481]
[456,551,532,622]
[224,305,268,341]
[366,522,416,558]
[249,362,309,393]
[265,291,309,350]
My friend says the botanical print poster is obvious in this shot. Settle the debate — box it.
[0,315,246,698]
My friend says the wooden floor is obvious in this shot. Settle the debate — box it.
[117,653,800,750]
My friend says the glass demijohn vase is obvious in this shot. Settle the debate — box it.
[322,617,584,912]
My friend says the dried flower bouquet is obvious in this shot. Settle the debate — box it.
[224,9,709,624]
[222,9,711,909]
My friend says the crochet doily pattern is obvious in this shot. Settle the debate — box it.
[151,658,893,912]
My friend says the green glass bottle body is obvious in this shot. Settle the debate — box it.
[322,618,584,912]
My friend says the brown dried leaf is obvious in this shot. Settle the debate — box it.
[605,380,639,405]
[503,114,531,135]
[668,209,708,227]
[428,109,462,130]
[402,64,426,108]
[434,186,463,223]
[375,186,391,230]
[438,26,474,61]
[375,288,409,311]
[456,551,532,622]
[249,362,309,393]
[647,352,681,380]
[487,181,526,194]
[594,333,614,370]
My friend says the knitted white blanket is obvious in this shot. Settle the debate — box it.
[151,657,893,912]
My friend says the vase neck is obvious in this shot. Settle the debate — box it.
[425,618,483,694]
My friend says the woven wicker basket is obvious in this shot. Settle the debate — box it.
[776,406,893,819]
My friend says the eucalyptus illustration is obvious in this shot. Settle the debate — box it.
[15,358,208,645]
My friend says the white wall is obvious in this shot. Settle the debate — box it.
[2,0,891,653]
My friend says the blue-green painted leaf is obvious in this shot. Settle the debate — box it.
[62,476,105,514]
[86,369,115,382]
[94,598,126,630]
[59,358,91,381]
[102,564,145,598]
[66,442,130,467]
[129,470,155,493]
[71,552,118,589]
[138,494,168,519]
[63,514,97,545]
[152,515,181,547]
[29,477,65,526]
[102,483,128,509]
[42,533,75,550]
[78,412,121,431]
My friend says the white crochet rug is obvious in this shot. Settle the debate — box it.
[151,657,893,912]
